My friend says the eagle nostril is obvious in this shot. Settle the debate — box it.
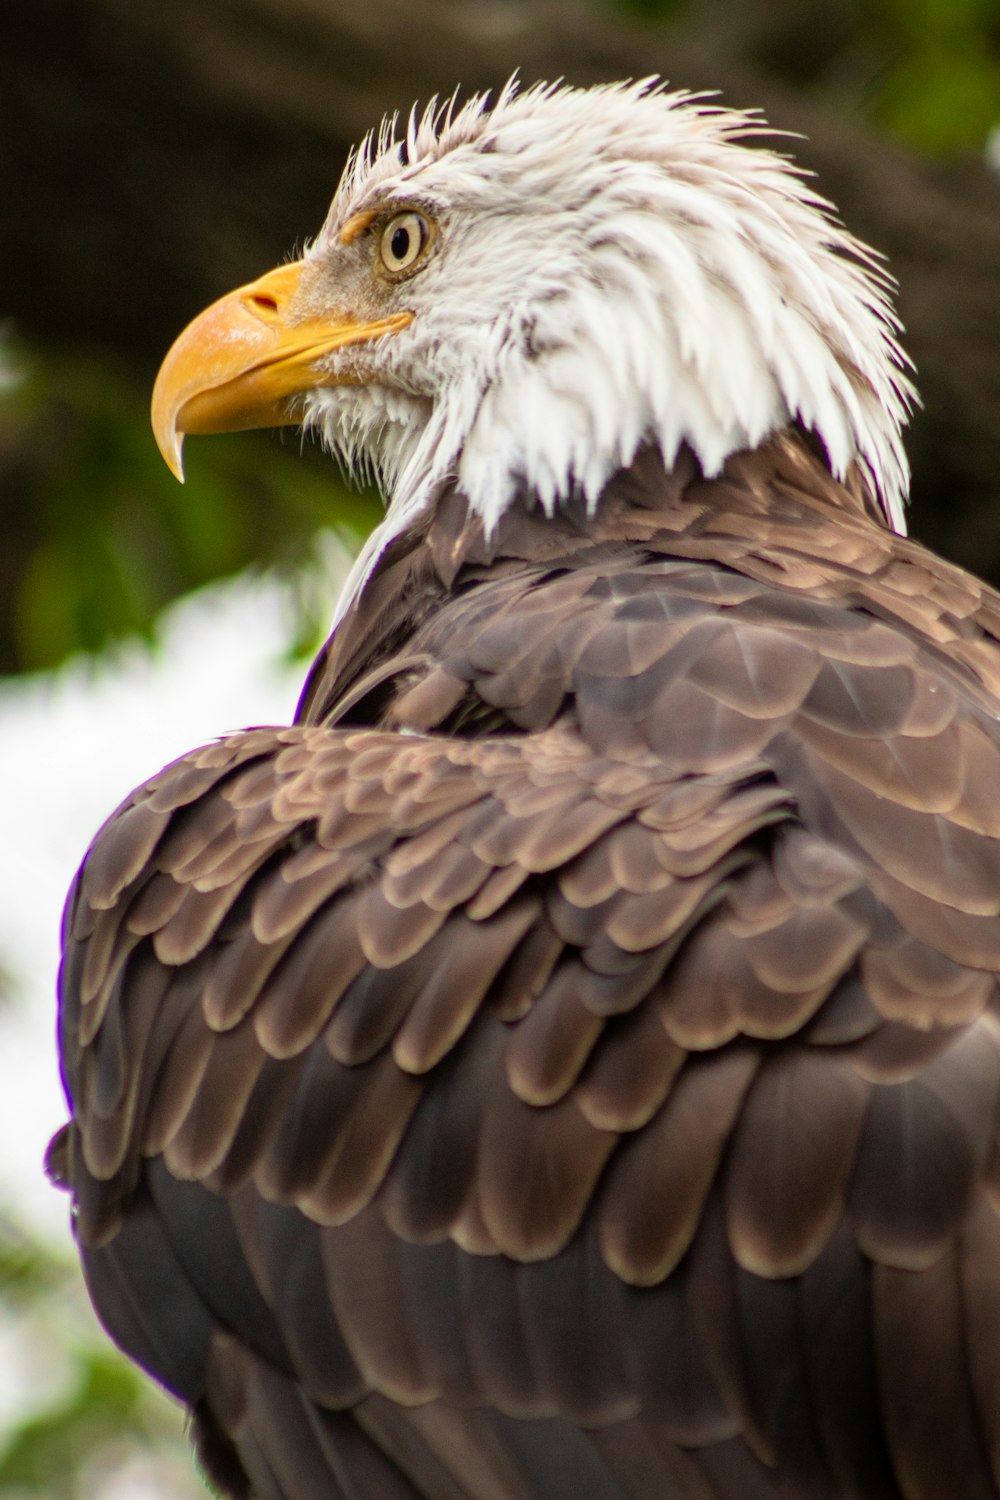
[247,292,280,319]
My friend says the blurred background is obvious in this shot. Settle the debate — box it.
[2,0,1000,1492]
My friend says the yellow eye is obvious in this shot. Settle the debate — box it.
[379,211,432,277]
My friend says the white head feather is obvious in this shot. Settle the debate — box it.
[298,79,914,622]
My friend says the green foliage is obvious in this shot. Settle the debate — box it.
[0,1353,142,1494]
[0,343,380,674]
[0,1222,201,1498]
[870,0,1000,151]
[596,0,1000,154]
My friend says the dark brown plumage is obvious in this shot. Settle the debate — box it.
[51,427,1000,1499]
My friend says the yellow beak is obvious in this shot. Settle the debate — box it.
[151,260,413,480]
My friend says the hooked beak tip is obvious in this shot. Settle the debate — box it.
[151,385,187,482]
[163,434,186,484]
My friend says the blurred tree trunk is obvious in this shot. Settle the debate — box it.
[3,0,1000,588]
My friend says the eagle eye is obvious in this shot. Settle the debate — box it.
[378,211,433,278]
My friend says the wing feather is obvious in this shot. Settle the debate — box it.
[56,442,1000,1497]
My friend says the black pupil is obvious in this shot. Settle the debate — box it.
[391,224,413,262]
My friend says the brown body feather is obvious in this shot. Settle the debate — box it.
[52,433,1000,1498]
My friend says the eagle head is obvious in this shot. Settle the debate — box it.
[152,79,914,610]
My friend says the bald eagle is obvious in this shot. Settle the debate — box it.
[50,80,1000,1500]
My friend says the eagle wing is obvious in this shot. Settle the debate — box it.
[55,448,1000,1500]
